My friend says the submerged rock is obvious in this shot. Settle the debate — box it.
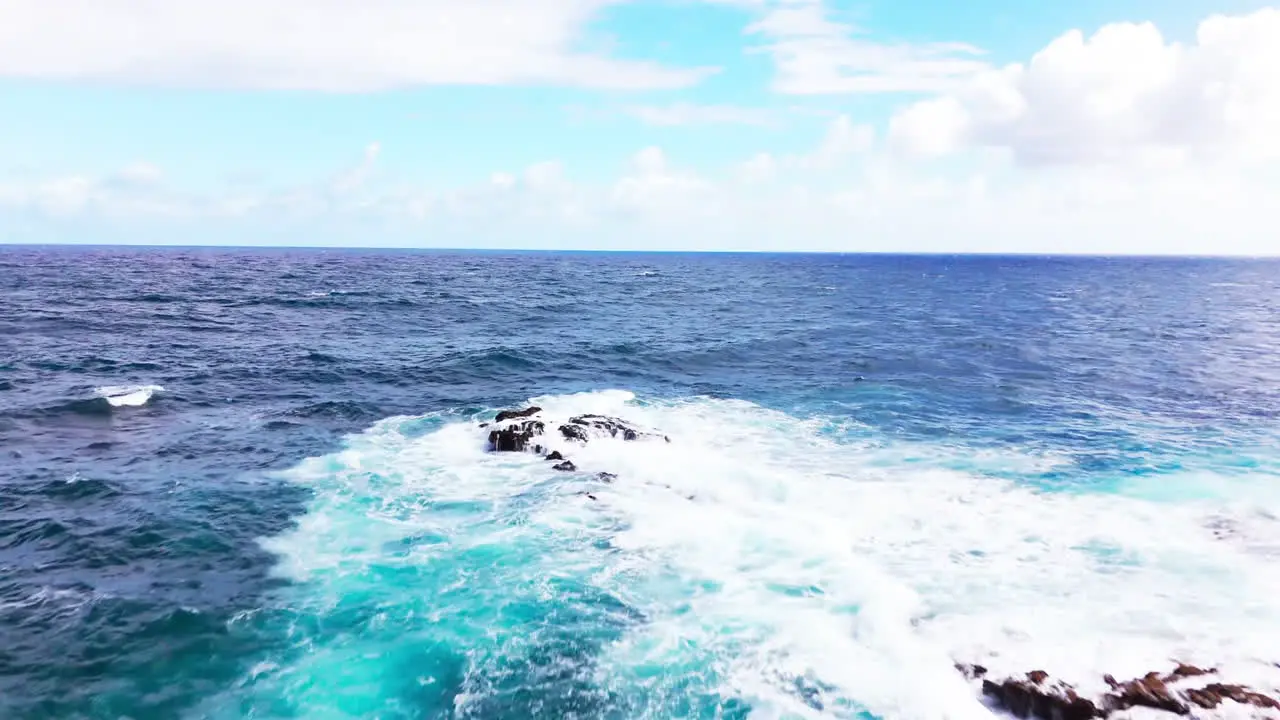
[552,460,577,472]
[960,664,1280,720]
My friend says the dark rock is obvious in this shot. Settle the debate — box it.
[596,472,617,483]
[1103,672,1188,715]
[495,406,542,423]
[971,665,1280,720]
[488,419,544,452]
[586,493,598,501]
[553,460,577,472]
[1165,664,1214,681]
[553,414,665,444]
[1186,684,1280,711]
[560,423,590,442]
[567,415,650,441]
[545,451,565,461]
[982,676,1100,720]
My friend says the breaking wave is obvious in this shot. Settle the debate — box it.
[195,390,1280,719]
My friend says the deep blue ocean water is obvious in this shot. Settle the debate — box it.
[3,246,1280,719]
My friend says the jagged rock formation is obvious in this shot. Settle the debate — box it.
[958,664,1280,719]
[483,407,665,483]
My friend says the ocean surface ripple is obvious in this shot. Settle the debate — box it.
[3,247,1280,719]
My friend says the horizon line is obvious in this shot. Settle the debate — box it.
[1,242,1278,260]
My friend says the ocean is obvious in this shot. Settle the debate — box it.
[2,246,1279,719]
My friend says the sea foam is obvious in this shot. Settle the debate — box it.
[240,390,1280,719]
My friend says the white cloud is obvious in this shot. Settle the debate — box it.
[745,0,988,94]
[7,129,1276,255]
[0,0,716,91]
[890,8,1280,166]
[5,7,1280,255]
[741,115,874,174]
[611,146,714,218]
[804,115,875,166]
[739,152,777,183]
[624,103,777,127]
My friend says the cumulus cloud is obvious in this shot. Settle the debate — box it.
[889,8,1280,165]
[739,115,875,175]
[745,0,988,93]
[611,147,714,218]
[0,0,717,91]
[805,115,875,166]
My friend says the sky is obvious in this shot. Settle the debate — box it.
[1,0,1278,254]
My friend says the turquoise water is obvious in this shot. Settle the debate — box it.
[4,249,1280,718]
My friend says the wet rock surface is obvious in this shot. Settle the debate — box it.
[980,670,1099,720]
[484,407,667,484]
[559,414,668,443]
[494,406,542,423]
[958,664,1280,719]
[487,418,544,453]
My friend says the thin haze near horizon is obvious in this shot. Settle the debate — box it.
[1,0,1278,255]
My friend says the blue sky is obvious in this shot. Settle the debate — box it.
[1,0,1277,253]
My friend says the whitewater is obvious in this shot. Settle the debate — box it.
[195,389,1280,719]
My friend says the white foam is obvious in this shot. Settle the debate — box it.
[261,390,1280,718]
[95,384,164,407]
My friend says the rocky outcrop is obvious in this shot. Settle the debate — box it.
[484,407,667,483]
[559,414,668,443]
[957,664,1280,719]
[979,672,1100,720]
[1186,685,1280,712]
[487,418,545,453]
